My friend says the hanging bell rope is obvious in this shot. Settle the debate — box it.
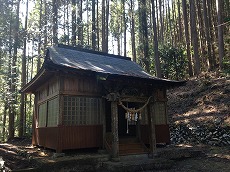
[118,96,153,113]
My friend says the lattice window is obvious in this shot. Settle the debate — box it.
[47,97,59,127]
[38,103,47,127]
[155,102,167,125]
[63,96,102,126]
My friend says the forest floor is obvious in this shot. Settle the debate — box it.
[0,72,229,171]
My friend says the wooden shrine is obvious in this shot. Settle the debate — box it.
[21,44,185,158]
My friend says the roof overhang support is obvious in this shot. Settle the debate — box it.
[107,93,120,161]
[148,100,157,158]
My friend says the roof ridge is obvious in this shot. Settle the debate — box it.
[57,44,131,61]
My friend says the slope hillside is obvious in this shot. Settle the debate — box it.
[167,72,230,146]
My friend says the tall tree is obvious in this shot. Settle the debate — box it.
[77,0,83,45]
[189,0,201,75]
[37,0,43,71]
[9,0,21,139]
[72,0,77,46]
[196,0,206,67]
[177,0,183,43]
[151,0,161,77]
[158,0,164,43]
[129,0,136,62]
[122,0,126,56]
[182,0,193,76]
[92,0,96,50]
[203,0,213,70]
[19,0,29,137]
[138,0,150,72]
[216,0,224,69]
[52,0,58,45]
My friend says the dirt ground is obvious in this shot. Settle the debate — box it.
[0,138,230,171]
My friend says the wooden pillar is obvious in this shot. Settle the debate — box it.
[102,99,106,149]
[107,93,120,161]
[148,101,156,158]
[111,100,119,160]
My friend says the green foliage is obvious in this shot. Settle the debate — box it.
[158,45,188,80]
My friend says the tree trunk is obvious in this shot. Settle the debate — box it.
[196,0,206,68]
[182,0,193,76]
[52,0,58,45]
[177,0,183,43]
[130,0,136,62]
[105,0,110,52]
[37,0,43,71]
[77,0,83,45]
[203,0,213,70]
[207,1,217,67]
[122,0,126,56]
[19,0,29,137]
[44,0,48,49]
[151,0,162,77]
[138,0,150,72]
[189,0,201,75]
[102,0,106,52]
[92,0,96,50]
[97,0,100,50]
[9,0,20,139]
[159,0,164,43]
[216,0,224,70]
[167,0,173,45]
[72,0,76,46]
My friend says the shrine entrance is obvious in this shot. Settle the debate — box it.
[118,102,137,138]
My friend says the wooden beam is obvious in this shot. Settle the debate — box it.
[120,96,148,103]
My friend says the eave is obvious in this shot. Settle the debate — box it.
[20,66,55,94]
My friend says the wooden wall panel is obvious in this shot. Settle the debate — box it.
[60,125,103,150]
[63,76,102,95]
[35,125,103,152]
[36,127,59,150]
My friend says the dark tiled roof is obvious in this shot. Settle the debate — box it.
[21,44,185,93]
[47,45,156,80]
